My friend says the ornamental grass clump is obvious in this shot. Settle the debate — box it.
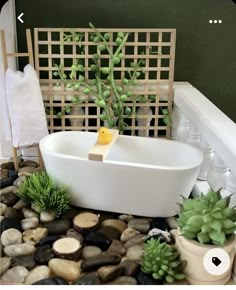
[177,190,236,246]
[141,238,186,283]
[18,171,71,217]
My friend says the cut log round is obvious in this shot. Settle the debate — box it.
[52,237,82,260]
[73,212,100,234]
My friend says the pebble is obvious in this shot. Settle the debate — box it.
[109,276,137,285]
[72,272,101,285]
[25,265,51,285]
[124,233,146,248]
[81,254,121,272]
[118,214,134,222]
[67,228,84,244]
[128,218,150,233]
[49,258,80,281]
[13,199,28,210]
[98,226,121,240]
[0,203,7,215]
[22,208,39,218]
[33,276,69,285]
[107,239,126,256]
[18,172,32,177]
[0,257,12,275]
[0,215,4,222]
[38,235,61,246]
[81,246,102,259]
[0,185,18,195]
[8,170,18,180]
[151,217,169,231]
[23,228,48,245]
[85,231,112,251]
[2,266,29,284]
[14,176,27,187]
[61,207,79,220]
[40,210,57,223]
[18,166,36,174]
[0,217,21,233]
[11,254,36,269]
[21,217,39,230]
[120,227,140,243]
[0,192,18,206]
[147,228,172,243]
[20,160,38,168]
[0,169,8,179]
[1,228,22,246]
[126,244,144,262]
[4,242,35,257]
[98,264,124,282]
[136,269,163,285]
[4,207,23,219]
[120,259,139,276]
[44,218,71,235]
[170,229,177,242]
[166,216,178,229]
[34,244,54,265]
[0,178,15,189]
[101,219,127,233]
[1,161,15,170]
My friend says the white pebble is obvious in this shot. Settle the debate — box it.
[0,203,7,215]
[1,228,22,246]
[2,266,29,283]
[21,217,39,230]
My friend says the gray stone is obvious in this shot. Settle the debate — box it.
[20,160,38,168]
[81,246,102,259]
[118,214,134,222]
[13,199,28,210]
[4,207,23,220]
[4,242,35,257]
[128,218,150,233]
[166,216,178,229]
[21,217,39,230]
[0,257,12,275]
[14,176,27,187]
[11,254,36,269]
[2,266,29,283]
[22,208,39,218]
[18,172,32,177]
[0,217,21,233]
[97,265,124,282]
[101,219,127,233]
[120,259,139,276]
[34,244,54,265]
[0,203,7,215]
[72,272,101,285]
[0,185,18,195]
[1,228,22,246]
[148,228,172,243]
[49,258,80,281]
[107,239,126,256]
[109,276,137,285]
[0,169,8,179]
[25,265,51,285]
[97,226,121,241]
[67,228,84,244]
[120,227,140,243]
[1,162,15,170]
[44,219,71,235]
[18,166,36,173]
[126,244,144,262]
[0,215,4,222]
[0,192,18,206]
[81,254,121,272]
[40,209,57,223]
[124,233,146,248]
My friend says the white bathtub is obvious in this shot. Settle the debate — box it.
[39,131,203,217]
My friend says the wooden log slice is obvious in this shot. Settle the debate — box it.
[52,237,82,260]
[73,212,100,234]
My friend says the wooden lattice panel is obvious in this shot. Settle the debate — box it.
[34,28,176,137]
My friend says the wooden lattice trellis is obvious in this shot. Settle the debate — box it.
[34,28,176,138]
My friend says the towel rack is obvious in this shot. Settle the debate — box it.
[0,29,44,171]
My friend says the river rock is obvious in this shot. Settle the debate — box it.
[81,254,121,272]
[49,258,80,281]
[124,233,146,248]
[81,246,102,259]
[8,169,18,179]
[0,192,18,206]
[18,166,36,174]
[34,244,54,265]
[24,265,51,285]
[21,217,39,231]
[108,239,126,256]
[11,254,36,269]
[151,217,169,231]
[98,226,121,240]
[40,210,57,223]
[98,264,124,282]
[166,216,178,229]
[1,228,22,246]
[120,259,139,276]
[4,242,35,257]
[4,207,23,220]
[0,185,18,195]
[13,200,27,210]
[2,266,29,283]
[67,228,84,244]
[43,219,71,235]
[109,276,138,285]
[0,257,11,275]
[72,272,101,285]
[120,227,140,243]
[0,215,4,222]
[20,160,38,168]
[18,172,32,177]
[22,208,39,218]
[147,228,171,243]
[0,178,14,189]
[126,244,144,262]
[1,162,15,170]
[33,276,69,285]
[136,269,163,285]
[84,231,112,250]
[101,219,127,233]
[118,214,134,222]
[14,176,27,187]
[0,169,8,179]
[0,217,21,233]
[61,207,79,220]
[38,235,61,246]
[0,203,7,215]
[23,228,48,245]
[128,218,150,233]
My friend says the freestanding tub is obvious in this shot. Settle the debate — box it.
[39,131,203,217]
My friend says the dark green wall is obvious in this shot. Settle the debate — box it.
[15,0,236,122]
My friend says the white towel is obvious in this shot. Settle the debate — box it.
[4,64,49,147]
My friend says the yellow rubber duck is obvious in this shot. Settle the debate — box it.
[97,127,113,145]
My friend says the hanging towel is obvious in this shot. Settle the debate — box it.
[4,64,49,147]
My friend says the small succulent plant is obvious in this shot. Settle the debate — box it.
[177,190,236,246]
[141,238,186,283]
[18,171,71,217]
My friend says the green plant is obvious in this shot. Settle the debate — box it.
[141,238,186,283]
[177,190,236,246]
[18,171,71,217]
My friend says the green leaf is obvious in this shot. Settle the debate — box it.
[197,232,210,244]
[210,220,222,232]
[222,219,235,229]
[209,231,226,246]
[174,273,186,280]
[186,215,204,231]
[201,223,212,233]
[166,275,174,283]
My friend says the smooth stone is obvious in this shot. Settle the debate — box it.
[13,199,28,210]
[170,229,177,242]
[23,228,48,245]
[128,218,150,233]
[13,176,27,187]
[20,160,38,168]
[72,272,101,285]
[0,217,21,233]
[33,276,69,285]
[81,246,102,259]
[0,215,4,222]
[22,208,39,218]
[18,172,32,177]
[126,244,144,262]
[0,257,12,275]
[0,192,18,206]
[38,235,61,246]
[4,207,23,220]
[4,242,35,257]
[0,169,8,179]
[61,207,79,220]
[67,228,84,244]
[0,203,7,215]
[11,254,36,269]
[166,216,178,229]
[18,166,36,173]
[1,162,15,170]
[85,231,112,251]
[8,169,18,180]
[0,185,18,195]
[97,226,121,241]
[109,276,137,285]
[40,210,57,223]
[136,269,163,285]
[21,217,39,230]
[44,219,71,235]
[151,217,169,231]
[81,254,121,272]
[34,244,54,265]
[2,266,29,283]
[0,178,14,189]
[1,228,22,246]
[120,227,140,243]
[107,239,126,256]
[49,258,80,281]
[120,259,139,276]
[101,219,127,233]
[124,233,146,248]
[118,214,134,222]
[25,265,51,285]
[147,228,172,243]
[98,264,124,282]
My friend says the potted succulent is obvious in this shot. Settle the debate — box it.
[176,190,236,284]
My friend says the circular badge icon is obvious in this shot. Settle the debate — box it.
[203,248,230,276]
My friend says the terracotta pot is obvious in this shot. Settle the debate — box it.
[175,228,236,285]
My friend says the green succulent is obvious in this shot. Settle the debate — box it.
[177,190,236,246]
[18,171,71,217]
[141,238,186,283]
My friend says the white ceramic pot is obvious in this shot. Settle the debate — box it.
[175,228,236,285]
